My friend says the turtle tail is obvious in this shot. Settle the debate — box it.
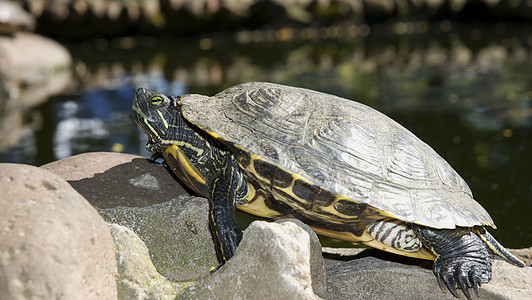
[476,228,525,267]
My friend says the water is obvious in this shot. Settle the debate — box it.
[1,27,531,248]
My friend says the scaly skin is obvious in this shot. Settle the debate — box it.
[413,226,492,299]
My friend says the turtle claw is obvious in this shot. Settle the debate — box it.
[461,285,471,300]
[471,279,480,297]
[434,258,491,299]
[457,275,471,300]
[472,284,479,297]
[434,262,460,297]
[457,266,479,300]
[149,151,163,161]
[469,268,481,297]
[436,271,446,292]
[208,265,219,273]
[444,272,460,298]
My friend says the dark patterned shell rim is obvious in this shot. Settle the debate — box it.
[180,82,495,229]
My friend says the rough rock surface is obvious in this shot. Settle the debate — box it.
[177,219,326,299]
[0,163,117,299]
[109,223,193,300]
[483,258,532,299]
[41,151,191,208]
[98,196,219,281]
[325,249,532,300]
[277,219,327,297]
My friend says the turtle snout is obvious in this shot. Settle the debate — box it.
[135,88,151,102]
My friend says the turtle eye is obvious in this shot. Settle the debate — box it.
[150,95,166,106]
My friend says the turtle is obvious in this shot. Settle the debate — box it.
[132,82,525,299]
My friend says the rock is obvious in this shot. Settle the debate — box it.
[109,223,194,299]
[98,195,219,281]
[483,258,532,300]
[0,1,35,35]
[0,32,71,107]
[41,152,191,209]
[177,219,326,299]
[325,249,532,300]
[326,251,443,300]
[0,32,71,150]
[277,218,327,297]
[0,163,117,299]
[43,152,213,281]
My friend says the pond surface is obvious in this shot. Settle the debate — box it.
[1,27,531,248]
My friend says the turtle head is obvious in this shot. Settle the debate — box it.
[132,87,182,153]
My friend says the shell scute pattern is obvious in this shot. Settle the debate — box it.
[291,146,328,183]
[181,82,494,229]
[314,115,383,181]
[368,182,415,222]
[387,136,432,184]
[234,88,310,146]
[434,154,472,193]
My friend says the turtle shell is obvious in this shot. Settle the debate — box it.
[180,82,494,230]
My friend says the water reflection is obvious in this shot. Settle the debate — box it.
[1,73,187,164]
[51,74,188,161]
[53,99,109,159]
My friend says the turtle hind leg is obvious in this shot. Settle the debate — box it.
[476,228,525,268]
[413,225,492,300]
[366,219,422,253]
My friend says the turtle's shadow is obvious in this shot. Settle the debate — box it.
[323,248,433,270]
[68,158,191,209]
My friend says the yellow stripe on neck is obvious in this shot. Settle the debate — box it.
[163,144,207,196]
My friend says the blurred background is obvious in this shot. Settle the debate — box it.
[0,0,530,248]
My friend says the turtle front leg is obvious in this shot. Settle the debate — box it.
[208,157,250,265]
[209,174,243,264]
[412,225,492,300]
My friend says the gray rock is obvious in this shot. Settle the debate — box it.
[326,253,456,300]
[325,249,532,300]
[44,152,212,281]
[0,32,71,106]
[483,258,532,300]
[277,218,327,298]
[177,219,326,299]
[0,32,71,150]
[98,195,219,281]
[108,223,194,300]
[0,163,117,299]
[41,151,191,208]
[0,1,35,35]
